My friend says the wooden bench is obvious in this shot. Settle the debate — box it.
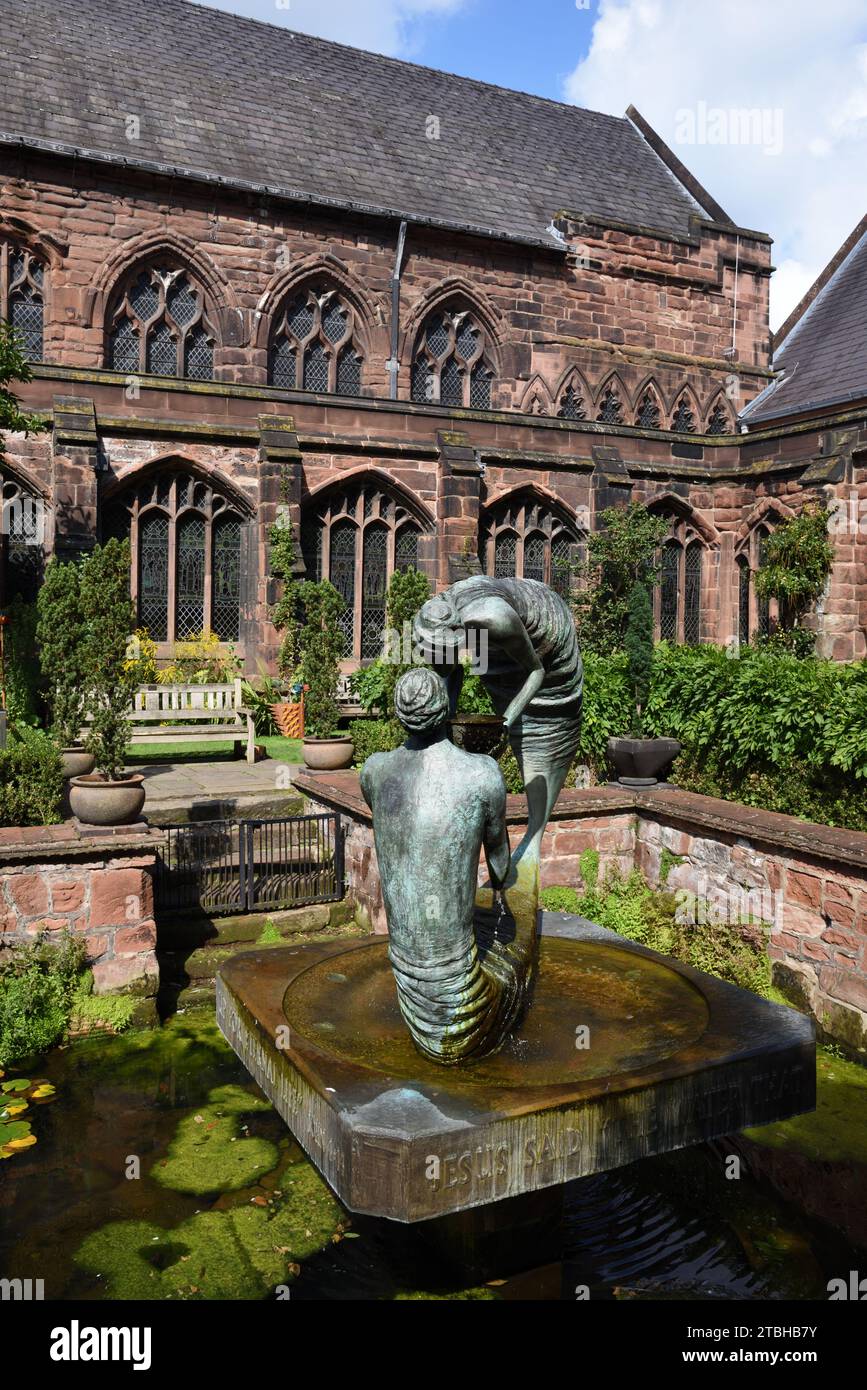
[83,680,257,763]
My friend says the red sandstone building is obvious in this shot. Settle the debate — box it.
[1,0,864,670]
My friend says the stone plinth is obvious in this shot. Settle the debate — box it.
[217,915,815,1223]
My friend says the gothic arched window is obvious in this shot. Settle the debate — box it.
[410,305,494,409]
[597,386,623,424]
[269,284,363,395]
[671,394,697,433]
[1,243,45,361]
[557,383,587,420]
[636,391,661,429]
[302,480,428,660]
[103,470,245,645]
[106,265,215,380]
[706,400,731,435]
[1,475,44,605]
[480,493,583,598]
[653,514,704,644]
[736,522,775,643]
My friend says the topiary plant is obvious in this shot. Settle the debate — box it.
[624,578,654,736]
[79,540,137,780]
[37,559,87,747]
[297,579,345,739]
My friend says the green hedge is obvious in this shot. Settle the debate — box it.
[0,724,62,827]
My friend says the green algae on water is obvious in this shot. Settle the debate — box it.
[151,1083,279,1195]
[744,1047,867,1165]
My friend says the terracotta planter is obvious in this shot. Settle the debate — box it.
[449,714,506,757]
[607,736,682,788]
[69,772,146,826]
[60,746,96,780]
[302,736,354,771]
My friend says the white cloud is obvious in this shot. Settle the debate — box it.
[564,0,867,331]
[198,0,467,57]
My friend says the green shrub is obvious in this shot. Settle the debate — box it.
[754,504,834,635]
[350,717,404,766]
[0,931,86,1066]
[0,723,62,826]
[80,540,138,780]
[573,503,669,654]
[624,579,653,736]
[298,580,345,739]
[4,596,41,725]
[457,669,494,714]
[539,886,581,913]
[37,558,87,746]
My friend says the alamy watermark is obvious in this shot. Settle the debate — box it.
[674,102,784,157]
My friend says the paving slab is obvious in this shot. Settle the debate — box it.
[131,758,306,824]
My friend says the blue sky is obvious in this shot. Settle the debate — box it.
[200,0,867,329]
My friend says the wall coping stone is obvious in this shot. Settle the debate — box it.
[0,821,164,866]
[293,771,867,874]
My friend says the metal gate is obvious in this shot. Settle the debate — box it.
[155,813,344,916]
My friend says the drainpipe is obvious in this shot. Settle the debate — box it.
[387,220,408,400]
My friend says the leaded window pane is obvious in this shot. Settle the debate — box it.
[440,356,462,407]
[167,277,199,327]
[455,320,477,360]
[558,385,586,420]
[757,532,770,636]
[659,543,679,640]
[469,363,491,409]
[672,398,696,433]
[146,322,177,376]
[361,524,388,659]
[707,403,729,435]
[597,388,623,424]
[336,347,361,397]
[303,340,329,393]
[425,315,449,358]
[139,511,169,641]
[184,325,213,381]
[684,541,702,645]
[395,525,419,572]
[738,555,750,644]
[129,272,160,322]
[301,519,322,581]
[411,358,433,403]
[636,392,661,429]
[270,336,296,388]
[524,533,545,583]
[287,296,315,340]
[212,513,241,640]
[551,535,574,597]
[176,512,206,638]
[322,301,347,344]
[10,287,43,360]
[494,532,518,578]
[109,317,140,373]
[329,520,356,656]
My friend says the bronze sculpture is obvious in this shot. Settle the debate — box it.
[360,577,583,1063]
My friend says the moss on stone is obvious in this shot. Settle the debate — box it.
[743,1047,867,1165]
[151,1084,279,1195]
[75,1162,343,1300]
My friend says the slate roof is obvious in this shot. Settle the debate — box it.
[743,220,867,426]
[0,0,716,249]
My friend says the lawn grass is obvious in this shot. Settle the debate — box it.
[127,736,303,765]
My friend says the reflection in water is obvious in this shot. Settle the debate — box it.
[0,1018,851,1301]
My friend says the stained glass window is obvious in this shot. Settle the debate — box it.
[412,305,495,410]
[110,471,244,645]
[213,514,242,640]
[1,244,45,361]
[176,513,206,638]
[330,520,357,656]
[361,525,388,659]
[303,481,427,660]
[558,384,586,420]
[107,266,214,379]
[597,387,623,424]
[684,541,702,645]
[660,543,679,639]
[269,285,362,395]
[139,511,170,641]
[636,391,661,429]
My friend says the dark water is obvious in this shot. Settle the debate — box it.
[0,1015,853,1301]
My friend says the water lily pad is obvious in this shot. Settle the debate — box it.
[1,1079,31,1093]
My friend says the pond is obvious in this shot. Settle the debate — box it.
[0,1013,861,1301]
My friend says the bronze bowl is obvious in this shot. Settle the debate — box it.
[449,713,506,757]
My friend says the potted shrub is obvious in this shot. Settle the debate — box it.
[68,540,145,826]
[607,579,680,786]
[298,580,353,771]
[36,558,95,779]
